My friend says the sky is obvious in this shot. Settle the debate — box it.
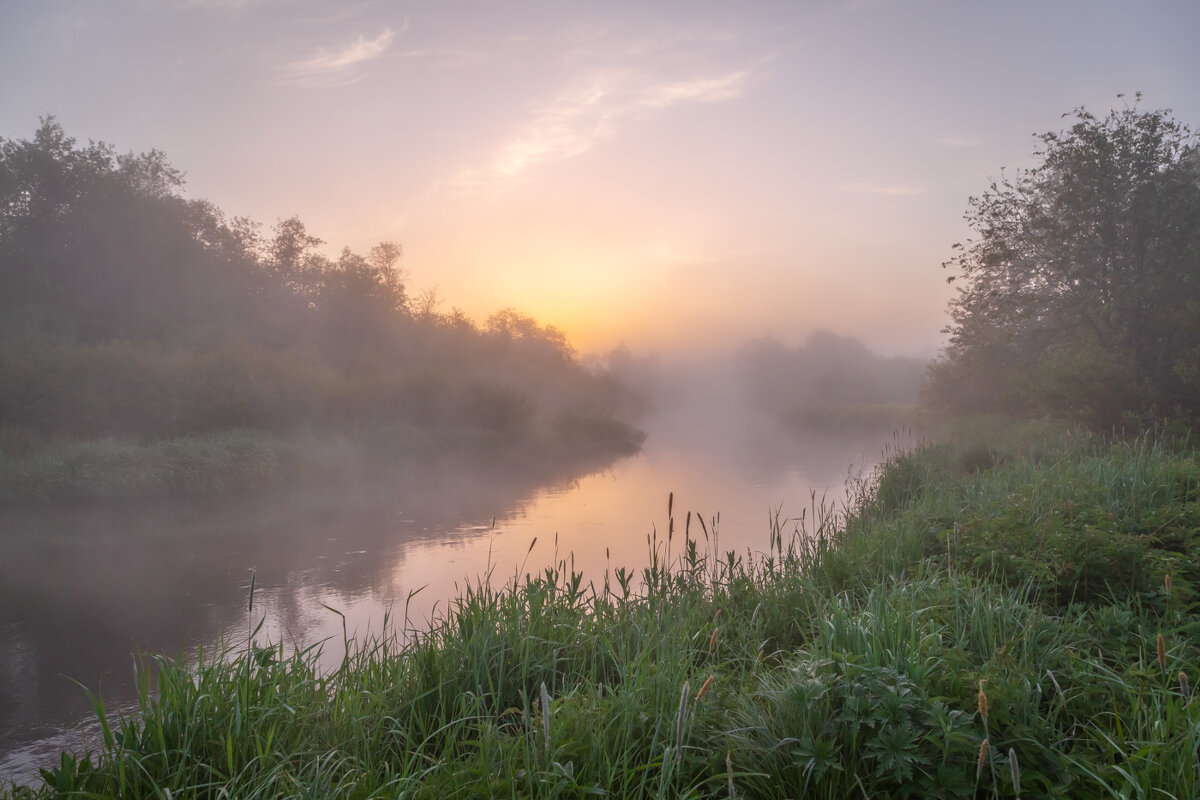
[2,0,1198,359]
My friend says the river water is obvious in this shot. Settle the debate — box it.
[0,413,904,785]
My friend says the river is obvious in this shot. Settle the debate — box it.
[0,414,905,785]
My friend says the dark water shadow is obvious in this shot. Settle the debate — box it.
[0,449,626,783]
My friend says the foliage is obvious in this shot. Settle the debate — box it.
[0,118,256,343]
[0,118,646,498]
[6,427,1200,798]
[926,96,1200,429]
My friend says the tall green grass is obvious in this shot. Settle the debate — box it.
[5,424,1199,798]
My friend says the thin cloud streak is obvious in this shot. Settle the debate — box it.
[281,25,403,85]
[640,71,747,107]
[395,47,491,68]
[453,66,751,193]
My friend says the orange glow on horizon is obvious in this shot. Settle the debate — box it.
[13,2,1186,362]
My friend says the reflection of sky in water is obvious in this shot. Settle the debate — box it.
[0,424,902,784]
[239,425,900,675]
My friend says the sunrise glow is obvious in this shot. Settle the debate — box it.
[2,1,1197,358]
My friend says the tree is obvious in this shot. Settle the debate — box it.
[927,96,1200,428]
[0,117,263,341]
[267,215,327,298]
[312,243,410,359]
[486,308,572,359]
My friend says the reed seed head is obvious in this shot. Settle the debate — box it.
[1180,670,1191,698]
[977,679,989,721]
[695,674,714,701]
[976,738,989,779]
[1165,573,1172,593]
[708,626,720,652]
[1009,747,1021,799]
[1157,633,1167,670]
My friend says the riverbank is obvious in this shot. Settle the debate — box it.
[4,421,1198,798]
[0,415,646,506]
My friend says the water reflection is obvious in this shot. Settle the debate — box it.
[0,454,607,781]
[0,423,901,784]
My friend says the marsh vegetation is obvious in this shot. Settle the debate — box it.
[0,120,645,505]
[4,423,1198,798]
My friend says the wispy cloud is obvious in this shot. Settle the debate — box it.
[453,65,751,193]
[394,46,492,69]
[840,182,925,196]
[640,71,747,107]
[282,25,404,86]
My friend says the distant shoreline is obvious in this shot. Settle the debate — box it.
[0,418,646,507]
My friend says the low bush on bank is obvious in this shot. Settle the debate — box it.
[0,337,647,505]
[0,338,640,441]
[5,425,1199,798]
[0,416,646,506]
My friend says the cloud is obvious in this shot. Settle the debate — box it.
[840,182,925,196]
[639,71,748,108]
[394,47,491,68]
[453,65,750,192]
[282,25,403,86]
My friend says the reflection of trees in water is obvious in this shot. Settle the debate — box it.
[0,452,619,766]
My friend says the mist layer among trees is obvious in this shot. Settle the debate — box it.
[0,119,644,499]
[736,331,924,431]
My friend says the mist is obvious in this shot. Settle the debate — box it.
[4,2,1198,793]
[0,114,938,786]
[605,330,925,440]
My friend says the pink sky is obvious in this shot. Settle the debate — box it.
[3,0,1198,357]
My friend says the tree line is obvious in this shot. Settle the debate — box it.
[737,331,926,431]
[926,96,1200,430]
[0,118,643,450]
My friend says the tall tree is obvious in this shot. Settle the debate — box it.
[0,117,259,341]
[927,96,1200,427]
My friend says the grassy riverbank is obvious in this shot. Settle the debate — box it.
[0,415,645,506]
[5,422,1199,798]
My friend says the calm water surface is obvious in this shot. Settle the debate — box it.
[0,417,904,784]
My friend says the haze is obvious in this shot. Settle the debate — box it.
[3,0,1198,357]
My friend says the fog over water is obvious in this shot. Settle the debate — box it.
[0,360,912,785]
[3,3,1197,792]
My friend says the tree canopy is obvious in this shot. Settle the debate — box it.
[925,97,1200,428]
[0,118,644,443]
